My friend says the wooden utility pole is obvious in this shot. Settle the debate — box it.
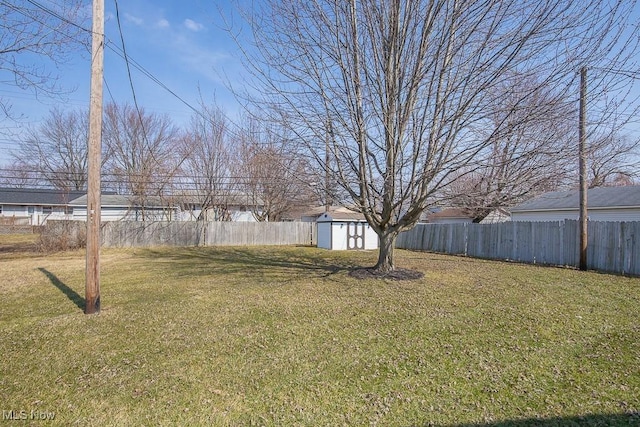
[85,0,104,314]
[578,67,588,271]
[325,119,331,212]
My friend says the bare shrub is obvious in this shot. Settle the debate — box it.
[37,220,86,252]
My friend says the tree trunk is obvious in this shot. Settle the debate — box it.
[373,231,398,273]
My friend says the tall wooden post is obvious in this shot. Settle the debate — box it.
[578,67,588,271]
[85,0,104,314]
[325,119,331,212]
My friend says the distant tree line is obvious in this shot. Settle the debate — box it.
[2,102,323,222]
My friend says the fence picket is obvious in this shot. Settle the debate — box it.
[397,220,640,276]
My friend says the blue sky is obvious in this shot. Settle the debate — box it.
[3,1,640,169]
[0,0,244,165]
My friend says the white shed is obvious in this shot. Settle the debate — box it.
[317,211,379,250]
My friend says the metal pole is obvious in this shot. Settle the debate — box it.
[86,0,104,314]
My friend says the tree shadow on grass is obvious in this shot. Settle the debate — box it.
[433,412,640,427]
[135,246,358,280]
[38,267,84,311]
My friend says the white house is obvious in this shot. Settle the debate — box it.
[69,194,177,221]
[511,186,640,222]
[175,193,263,222]
[317,210,379,250]
[1,187,274,224]
[424,207,510,224]
[479,208,511,224]
[0,187,86,225]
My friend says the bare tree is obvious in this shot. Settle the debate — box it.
[0,161,42,188]
[446,74,577,221]
[179,105,236,221]
[103,103,183,219]
[239,0,640,272]
[586,133,640,188]
[449,71,640,219]
[0,1,89,121]
[235,117,313,221]
[11,107,89,191]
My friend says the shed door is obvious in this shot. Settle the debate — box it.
[347,221,365,250]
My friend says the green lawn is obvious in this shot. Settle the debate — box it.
[1,235,639,426]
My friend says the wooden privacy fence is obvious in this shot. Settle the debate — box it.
[45,220,316,248]
[102,221,316,247]
[396,220,640,276]
[0,224,38,234]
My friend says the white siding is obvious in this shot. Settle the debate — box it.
[73,207,132,221]
[175,207,260,222]
[1,205,72,225]
[511,209,579,222]
[588,208,640,222]
[2,205,28,216]
[230,210,259,222]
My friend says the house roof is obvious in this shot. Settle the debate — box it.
[427,207,473,221]
[0,187,87,206]
[70,194,128,207]
[301,205,359,218]
[69,194,171,208]
[172,191,264,207]
[511,186,640,212]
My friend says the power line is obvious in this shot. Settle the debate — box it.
[1,0,278,146]
[113,0,143,124]
[0,169,318,185]
[23,0,93,34]
[2,0,216,129]
[112,0,160,173]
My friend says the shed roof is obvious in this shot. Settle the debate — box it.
[317,210,367,222]
[511,186,640,212]
[0,187,87,206]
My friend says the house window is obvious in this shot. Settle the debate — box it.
[28,206,34,214]
[42,206,53,214]
[0,205,3,214]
